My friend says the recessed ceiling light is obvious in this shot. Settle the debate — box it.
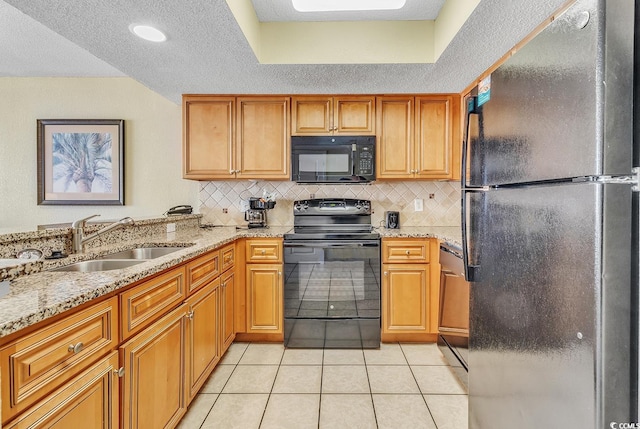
[292,0,406,12]
[130,24,167,42]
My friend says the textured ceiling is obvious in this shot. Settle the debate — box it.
[1,0,569,104]
[251,0,445,22]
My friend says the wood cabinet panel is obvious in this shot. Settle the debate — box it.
[292,96,375,135]
[376,97,414,178]
[382,240,429,263]
[245,239,282,263]
[183,97,235,179]
[185,279,220,402]
[291,97,332,134]
[186,250,220,295]
[120,303,188,429]
[236,97,290,179]
[1,297,117,423]
[382,264,430,334]
[377,94,460,180]
[221,243,235,272]
[120,267,186,341]
[415,96,452,178]
[221,269,236,352]
[4,351,119,429]
[246,264,282,333]
[335,97,375,134]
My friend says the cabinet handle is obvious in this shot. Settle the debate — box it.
[278,271,282,277]
[114,367,125,378]
[405,250,411,255]
[261,250,266,255]
[68,342,84,354]
[384,271,388,276]
[186,310,194,320]
[230,170,235,175]
[222,282,226,288]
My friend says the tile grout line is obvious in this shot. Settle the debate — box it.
[363,346,380,429]
[399,342,440,429]
[196,342,250,429]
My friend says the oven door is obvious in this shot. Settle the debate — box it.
[283,239,381,348]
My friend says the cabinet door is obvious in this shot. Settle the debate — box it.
[183,96,235,179]
[120,267,186,341]
[291,96,332,135]
[236,97,290,179]
[246,264,283,333]
[382,264,430,334]
[120,303,188,429]
[185,279,220,402]
[334,97,375,135]
[376,97,414,178]
[415,96,453,179]
[1,297,117,424]
[4,351,119,429]
[220,269,236,353]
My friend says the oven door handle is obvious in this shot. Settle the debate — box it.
[284,241,380,248]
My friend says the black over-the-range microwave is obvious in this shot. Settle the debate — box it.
[290,136,376,183]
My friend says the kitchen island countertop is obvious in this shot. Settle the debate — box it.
[0,225,460,339]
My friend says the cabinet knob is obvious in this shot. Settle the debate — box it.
[384,271,388,276]
[186,310,194,320]
[68,342,84,354]
[114,367,125,378]
[278,271,282,277]
[230,170,234,175]
[261,250,266,255]
[405,250,410,255]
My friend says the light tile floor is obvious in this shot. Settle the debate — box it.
[177,342,468,429]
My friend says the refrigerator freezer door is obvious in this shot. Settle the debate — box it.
[467,181,633,429]
[465,0,634,187]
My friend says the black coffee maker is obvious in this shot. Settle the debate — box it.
[244,197,276,228]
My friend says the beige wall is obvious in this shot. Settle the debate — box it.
[0,77,199,232]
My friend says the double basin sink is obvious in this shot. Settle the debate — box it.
[49,247,189,272]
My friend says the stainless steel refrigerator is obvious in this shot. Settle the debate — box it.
[462,0,639,428]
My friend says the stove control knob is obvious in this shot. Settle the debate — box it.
[294,201,308,212]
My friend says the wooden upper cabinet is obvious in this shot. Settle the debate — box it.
[183,96,234,180]
[377,94,461,180]
[376,97,414,179]
[415,96,453,179]
[236,97,290,179]
[292,96,375,135]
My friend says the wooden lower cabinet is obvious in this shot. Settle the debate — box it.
[120,303,188,429]
[382,264,430,334]
[4,351,119,429]
[185,279,220,402]
[246,264,283,334]
[220,269,236,352]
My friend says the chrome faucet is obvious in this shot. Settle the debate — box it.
[71,215,135,253]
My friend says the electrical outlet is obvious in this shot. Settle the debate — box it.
[222,208,228,214]
[309,193,315,199]
[429,193,435,199]
[166,223,176,233]
[414,198,424,212]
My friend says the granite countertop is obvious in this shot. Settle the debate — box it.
[0,225,460,339]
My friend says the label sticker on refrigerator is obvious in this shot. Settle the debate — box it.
[477,74,491,107]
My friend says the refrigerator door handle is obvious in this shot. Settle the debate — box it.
[461,95,478,190]
[462,189,481,282]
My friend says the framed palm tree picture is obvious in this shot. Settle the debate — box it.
[37,119,124,205]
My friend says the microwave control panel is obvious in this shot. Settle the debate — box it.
[356,147,374,175]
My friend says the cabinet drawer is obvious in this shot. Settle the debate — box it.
[186,250,220,294]
[1,297,118,423]
[382,240,430,263]
[4,351,119,429]
[221,243,235,272]
[245,239,282,263]
[120,267,186,341]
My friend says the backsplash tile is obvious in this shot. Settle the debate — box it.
[199,181,461,227]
